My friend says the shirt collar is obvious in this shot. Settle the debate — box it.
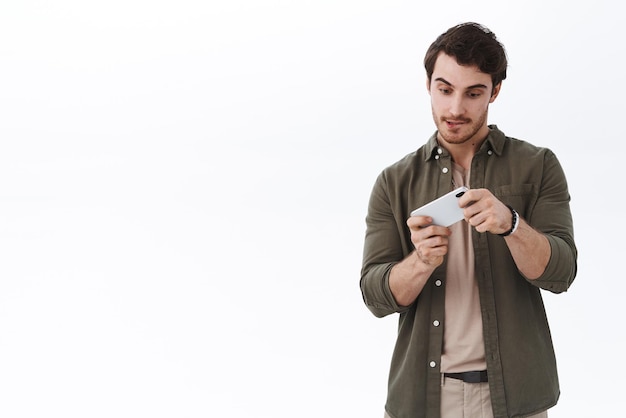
[423,125,506,161]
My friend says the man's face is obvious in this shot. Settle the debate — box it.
[428,52,500,147]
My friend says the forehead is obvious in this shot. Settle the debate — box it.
[431,52,492,89]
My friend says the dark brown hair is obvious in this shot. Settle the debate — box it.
[424,22,508,90]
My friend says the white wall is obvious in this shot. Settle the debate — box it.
[0,1,621,416]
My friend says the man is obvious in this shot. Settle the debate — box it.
[360,22,577,418]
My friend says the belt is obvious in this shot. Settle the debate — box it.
[443,370,488,383]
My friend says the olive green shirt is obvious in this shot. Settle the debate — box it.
[360,126,577,418]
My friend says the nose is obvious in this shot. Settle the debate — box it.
[449,93,465,117]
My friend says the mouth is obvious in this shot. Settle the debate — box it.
[444,119,468,129]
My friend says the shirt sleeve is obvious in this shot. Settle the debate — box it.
[526,150,578,293]
[360,171,411,317]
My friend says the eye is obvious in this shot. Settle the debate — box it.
[467,91,484,98]
[438,88,452,95]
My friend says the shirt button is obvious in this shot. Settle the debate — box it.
[437,148,443,154]
[435,280,442,287]
[442,167,449,174]
[435,155,440,160]
[488,150,493,156]
[433,320,440,327]
[429,361,437,368]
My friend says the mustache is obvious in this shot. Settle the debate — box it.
[441,116,471,123]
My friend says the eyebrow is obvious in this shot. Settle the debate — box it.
[434,77,489,90]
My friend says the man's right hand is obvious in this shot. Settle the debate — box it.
[407,215,451,268]
[388,216,452,307]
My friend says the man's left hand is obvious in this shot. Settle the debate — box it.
[458,188,512,235]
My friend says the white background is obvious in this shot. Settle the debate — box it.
[0,1,623,417]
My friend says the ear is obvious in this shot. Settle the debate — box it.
[489,82,502,103]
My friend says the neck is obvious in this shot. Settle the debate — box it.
[438,126,489,170]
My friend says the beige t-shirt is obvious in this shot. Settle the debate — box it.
[440,163,487,373]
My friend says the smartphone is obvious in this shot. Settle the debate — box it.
[410,186,468,227]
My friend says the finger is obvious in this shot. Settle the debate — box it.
[458,188,481,207]
[413,225,451,240]
[407,215,433,229]
[414,238,449,263]
[466,205,485,222]
[412,230,450,256]
[463,204,484,222]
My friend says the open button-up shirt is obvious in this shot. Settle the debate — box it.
[360,125,578,418]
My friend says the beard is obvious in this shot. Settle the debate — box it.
[432,106,489,146]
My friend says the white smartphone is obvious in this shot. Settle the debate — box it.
[410,186,468,227]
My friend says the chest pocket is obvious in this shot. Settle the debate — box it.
[493,184,537,219]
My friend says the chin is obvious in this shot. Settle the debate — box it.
[440,130,472,145]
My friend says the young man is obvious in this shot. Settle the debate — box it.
[360,22,577,418]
